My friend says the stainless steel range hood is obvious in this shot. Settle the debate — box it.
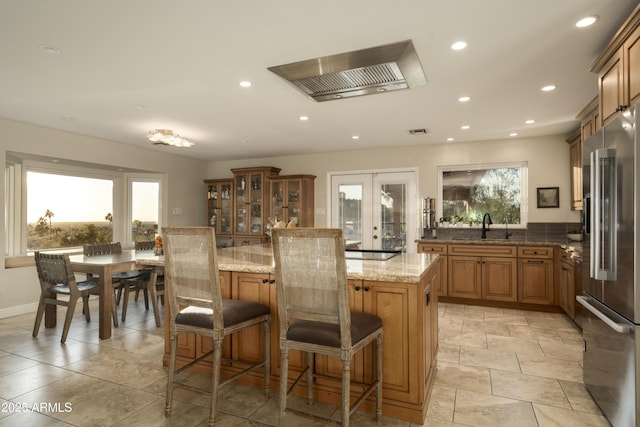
[268,40,426,102]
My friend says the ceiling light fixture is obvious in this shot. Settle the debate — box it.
[461,125,470,130]
[451,41,467,51]
[525,119,536,124]
[352,135,360,140]
[146,129,194,148]
[299,116,309,121]
[458,96,471,102]
[446,137,454,142]
[576,16,598,28]
[541,85,556,92]
[509,132,518,137]
[239,81,252,88]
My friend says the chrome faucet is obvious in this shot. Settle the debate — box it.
[481,213,493,239]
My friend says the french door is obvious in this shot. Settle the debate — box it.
[330,170,418,253]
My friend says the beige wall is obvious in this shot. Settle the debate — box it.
[0,118,207,317]
[206,134,581,227]
[1,120,579,318]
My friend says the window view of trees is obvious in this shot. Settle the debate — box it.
[440,164,524,225]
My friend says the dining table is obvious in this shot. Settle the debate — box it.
[67,250,163,339]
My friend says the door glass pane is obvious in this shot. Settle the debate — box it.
[338,184,362,242]
[380,183,406,251]
[131,181,159,242]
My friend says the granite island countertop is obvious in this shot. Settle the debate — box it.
[139,244,439,284]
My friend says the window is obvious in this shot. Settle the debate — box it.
[437,162,528,227]
[5,153,164,255]
[26,171,114,250]
[130,179,160,242]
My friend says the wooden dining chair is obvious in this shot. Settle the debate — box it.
[271,228,383,426]
[33,252,100,343]
[163,226,271,427]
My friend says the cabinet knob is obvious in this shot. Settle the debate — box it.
[262,278,269,284]
[364,286,370,292]
[355,286,361,291]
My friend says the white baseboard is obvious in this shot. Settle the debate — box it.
[0,303,37,319]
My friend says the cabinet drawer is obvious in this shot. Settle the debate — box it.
[448,244,516,257]
[418,243,447,255]
[517,246,553,259]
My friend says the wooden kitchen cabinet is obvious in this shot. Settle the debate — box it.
[268,174,315,227]
[592,5,640,126]
[518,246,554,305]
[558,249,577,318]
[232,167,281,240]
[566,130,583,211]
[417,242,448,296]
[204,178,233,235]
[448,245,517,302]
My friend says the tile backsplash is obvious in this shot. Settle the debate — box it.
[423,222,583,244]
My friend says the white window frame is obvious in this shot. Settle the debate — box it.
[5,157,165,255]
[436,161,528,228]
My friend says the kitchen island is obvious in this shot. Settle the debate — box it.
[154,244,439,424]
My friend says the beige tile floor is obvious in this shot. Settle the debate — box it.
[0,299,610,426]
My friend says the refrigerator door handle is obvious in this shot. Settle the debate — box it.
[591,148,617,281]
[576,296,631,334]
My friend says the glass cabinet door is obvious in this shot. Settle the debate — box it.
[287,179,301,225]
[249,173,263,234]
[235,174,248,233]
[270,179,285,222]
[219,183,232,233]
[207,183,219,229]
[207,180,233,234]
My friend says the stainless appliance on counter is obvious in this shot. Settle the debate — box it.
[577,106,640,427]
[422,197,435,238]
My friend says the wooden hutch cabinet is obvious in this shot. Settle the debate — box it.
[204,167,316,246]
[267,174,316,227]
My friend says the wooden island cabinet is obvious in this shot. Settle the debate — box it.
[156,244,439,424]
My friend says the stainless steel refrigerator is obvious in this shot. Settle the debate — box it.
[577,105,640,427]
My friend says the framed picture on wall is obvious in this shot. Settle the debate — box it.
[537,187,559,208]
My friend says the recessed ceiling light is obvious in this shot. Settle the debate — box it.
[135,105,147,110]
[299,116,309,121]
[352,135,360,140]
[451,41,467,51]
[509,132,518,137]
[576,16,598,28]
[40,45,61,55]
[525,119,536,124]
[461,125,470,130]
[239,81,252,88]
[541,85,556,92]
[458,96,471,102]
[446,137,455,142]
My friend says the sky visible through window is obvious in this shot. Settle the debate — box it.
[27,172,157,223]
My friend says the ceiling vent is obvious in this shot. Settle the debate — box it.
[268,40,427,102]
[409,128,430,135]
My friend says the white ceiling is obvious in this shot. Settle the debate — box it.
[1,1,638,161]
